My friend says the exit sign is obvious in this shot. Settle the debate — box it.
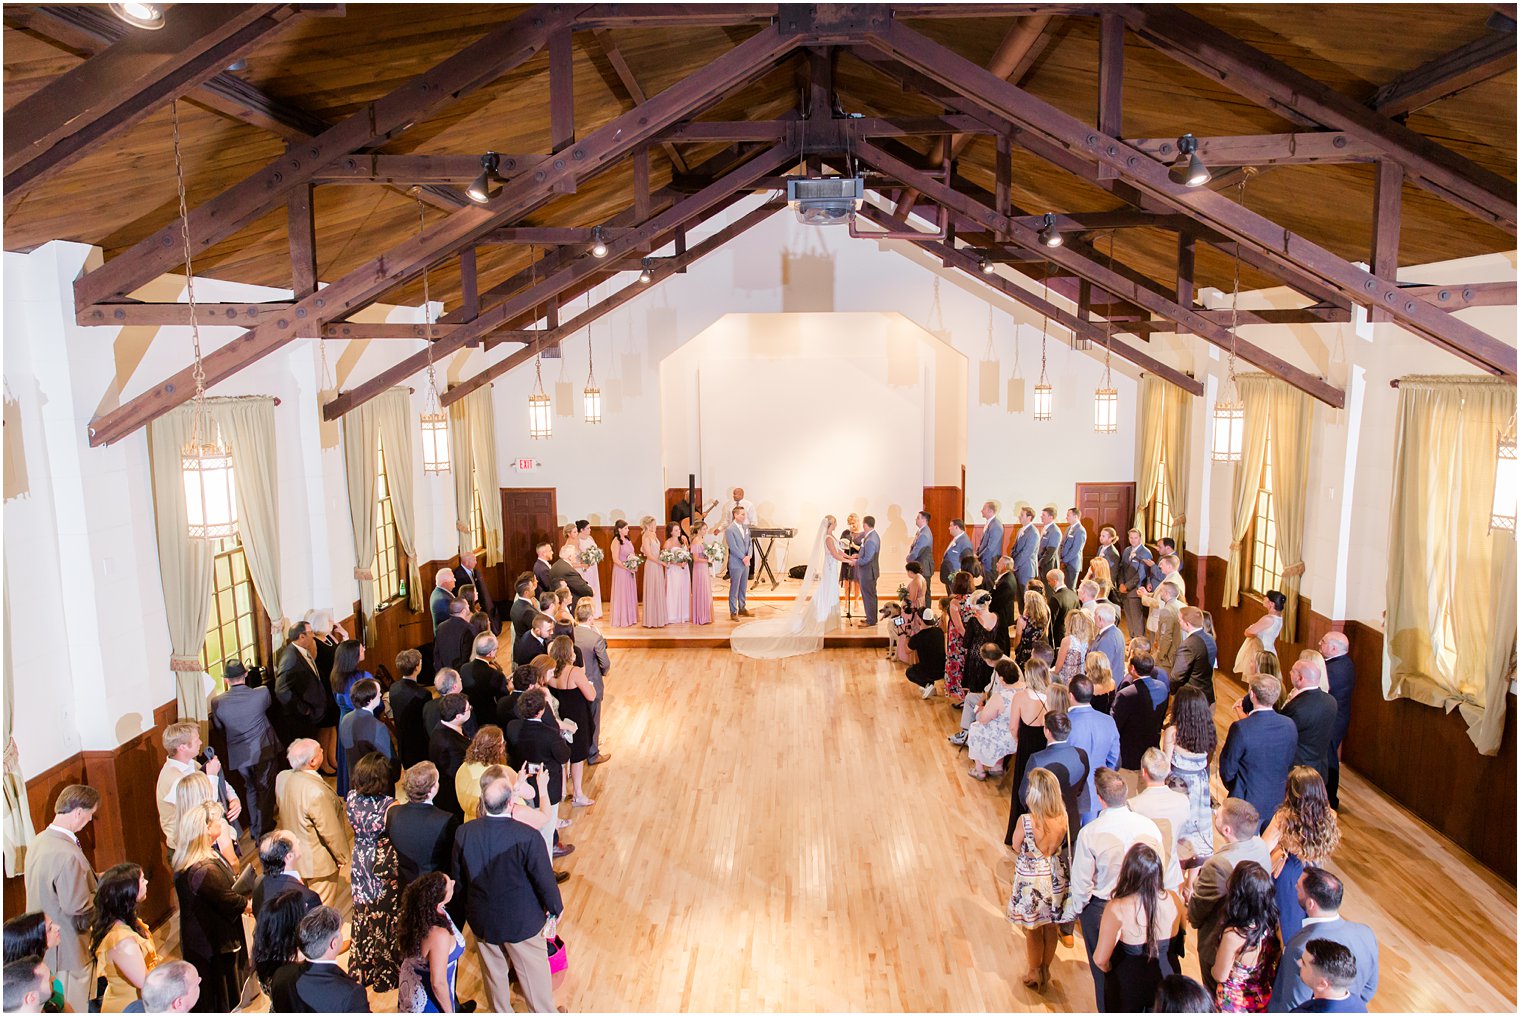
[514,457,539,472]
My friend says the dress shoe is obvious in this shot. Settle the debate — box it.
[554,870,570,884]
[948,730,968,747]
[553,843,576,859]
[588,752,612,766]
[730,612,739,621]
[739,608,753,617]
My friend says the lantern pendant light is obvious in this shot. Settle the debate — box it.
[169,100,238,541]
[1492,414,1518,533]
[414,195,451,474]
[1211,170,1254,463]
[1033,275,1054,421]
[527,244,553,439]
[1092,231,1119,434]
[582,291,602,424]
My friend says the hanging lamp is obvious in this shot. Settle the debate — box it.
[583,289,602,424]
[527,244,553,439]
[1211,170,1255,462]
[1092,231,1119,434]
[413,194,451,474]
[1033,274,1054,421]
[169,100,238,540]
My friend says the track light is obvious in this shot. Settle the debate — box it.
[590,226,609,259]
[109,2,165,29]
[1170,133,1211,187]
[465,152,502,204]
[1037,213,1064,248]
[979,255,995,275]
[638,258,653,284]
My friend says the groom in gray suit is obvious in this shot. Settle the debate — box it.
[726,507,753,620]
[855,515,881,625]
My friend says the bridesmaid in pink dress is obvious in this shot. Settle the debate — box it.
[574,520,604,619]
[690,521,714,625]
[664,526,691,624]
[640,516,667,628]
[610,519,639,627]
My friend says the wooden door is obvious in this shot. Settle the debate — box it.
[922,484,964,567]
[501,488,558,578]
[1074,482,1135,569]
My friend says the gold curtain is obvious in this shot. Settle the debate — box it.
[463,390,503,563]
[1133,377,1166,534]
[1265,381,1312,641]
[2,567,36,877]
[341,399,382,643]
[207,397,284,646]
[1386,376,1517,755]
[1162,382,1191,550]
[448,401,475,555]
[1222,375,1274,611]
[375,389,423,613]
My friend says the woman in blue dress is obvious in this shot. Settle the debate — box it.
[328,639,372,796]
[396,872,466,1013]
[1263,767,1341,943]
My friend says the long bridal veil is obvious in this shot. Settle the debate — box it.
[731,517,838,659]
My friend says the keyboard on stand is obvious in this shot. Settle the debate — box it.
[747,528,796,589]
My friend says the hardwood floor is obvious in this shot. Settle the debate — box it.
[450,649,1515,1013]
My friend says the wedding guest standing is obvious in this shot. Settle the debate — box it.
[690,521,715,626]
[346,752,400,992]
[908,510,936,601]
[1059,508,1086,590]
[1211,861,1282,1012]
[610,520,640,628]
[547,636,598,808]
[1263,768,1340,943]
[90,863,157,1012]
[24,785,100,1013]
[171,802,252,1014]
[664,525,692,624]
[572,601,613,764]
[574,520,604,619]
[943,572,974,705]
[640,517,667,628]
[1162,686,1219,864]
[1007,768,1071,990]
[1093,844,1184,1014]
[395,872,465,1014]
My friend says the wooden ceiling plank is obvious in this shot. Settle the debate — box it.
[1370,28,1518,118]
[4,4,299,194]
[73,4,590,311]
[863,20,1516,378]
[1119,4,1517,234]
[855,138,1346,406]
[441,199,785,404]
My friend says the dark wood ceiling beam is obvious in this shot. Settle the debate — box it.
[1118,4,1517,233]
[1096,11,1123,180]
[441,200,785,404]
[1127,132,1381,167]
[289,183,318,298]
[312,154,545,184]
[1370,160,1404,323]
[854,139,1347,406]
[1369,27,1517,118]
[857,203,1202,395]
[478,226,637,245]
[322,142,794,419]
[862,20,1515,378]
[570,5,1098,29]
[1406,279,1516,309]
[4,4,301,195]
[76,302,293,327]
[321,322,465,339]
[73,4,588,311]
[592,27,691,174]
[87,24,802,445]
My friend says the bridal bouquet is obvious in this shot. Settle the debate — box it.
[897,583,910,604]
[578,546,604,567]
[704,540,726,567]
[659,548,693,565]
[620,554,645,572]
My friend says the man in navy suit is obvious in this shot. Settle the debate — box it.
[1220,675,1300,830]
[1112,650,1170,781]
[1066,676,1121,825]
[1006,711,1089,846]
[1281,659,1339,787]
[940,519,973,589]
[270,906,369,1013]
[1059,508,1087,589]
[1170,606,1218,703]
[855,516,882,624]
[1268,868,1380,1012]
[975,501,1004,587]
[1318,631,1355,809]
[429,566,456,631]
[1037,506,1062,577]
[1009,507,1039,599]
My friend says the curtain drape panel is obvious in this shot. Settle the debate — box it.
[342,399,382,644]
[1162,383,1191,550]
[1386,376,1517,755]
[1264,381,1312,641]
[1222,375,1274,616]
[1133,377,1192,550]
[208,398,283,645]
[3,568,35,877]
[448,401,475,555]
[1134,378,1165,536]
[375,389,423,613]
[463,390,503,563]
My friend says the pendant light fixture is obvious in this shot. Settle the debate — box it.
[1033,274,1054,421]
[414,194,450,474]
[1093,231,1119,434]
[1492,414,1517,533]
[583,290,602,424]
[526,244,552,439]
[169,100,238,541]
[1211,170,1254,462]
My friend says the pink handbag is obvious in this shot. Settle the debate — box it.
[547,933,568,989]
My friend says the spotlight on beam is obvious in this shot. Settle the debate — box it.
[1170,133,1211,187]
[638,258,653,284]
[1037,213,1064,248]
[465,152,502,204]
[591,227,609,259]
[109,2,165,29]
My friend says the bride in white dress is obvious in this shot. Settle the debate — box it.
[731,516,851,659]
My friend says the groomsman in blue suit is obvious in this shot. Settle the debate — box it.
[855,516,881,624]
[907,510,935,600]
[1059,507,1087,589]
[1010,506,1039,598]
[726,507,753,620]
[1037,506,1062,577]
[976,500,1004,588]
[940,519,973,588]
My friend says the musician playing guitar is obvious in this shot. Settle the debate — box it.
[677,495,721,540]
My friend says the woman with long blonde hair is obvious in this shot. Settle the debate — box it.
[1084,651,1117,714]
[1084,555,1114,600]
[1007,767,1071,990]
[172,800,251,1012]
[639,516,667,628]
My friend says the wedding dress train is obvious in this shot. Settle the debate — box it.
[730,518,841,659]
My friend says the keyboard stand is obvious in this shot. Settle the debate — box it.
[753,534,782,589]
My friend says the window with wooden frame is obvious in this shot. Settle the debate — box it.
[201,534,262,680]
[1147,454,1175,546]
[471,469,487,555]
[373,434,404,605]
[1248,435,1284,595]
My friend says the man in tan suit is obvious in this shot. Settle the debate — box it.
[1153,582,1183,672]
[274,738,352,910]
[23,785,100,1013]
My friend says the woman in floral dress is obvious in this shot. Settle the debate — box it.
[345,752,399,992]
[1212,861,1282,1012]
[610,520,639,627]
[943,572,973,704]
[1007,767,1070,990]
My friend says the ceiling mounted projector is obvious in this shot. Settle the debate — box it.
[786,175,864,225]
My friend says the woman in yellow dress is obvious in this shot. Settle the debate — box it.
[90,862,158,1012]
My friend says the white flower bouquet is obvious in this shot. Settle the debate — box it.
[658,548,693,565]
[578,546,604,567]
[619,554,645,572]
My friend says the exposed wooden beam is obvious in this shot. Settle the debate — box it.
[73,4,587,310]
[288,183,318,298]
[592,28,690,174]
[862,19,1515,377]
[1371,160,1404,323]
[1370,27,1517,118]
[311,154,544,184]
[320,322,465,339]
[1175,234,1195,335]
[459,247,480,321]
[86,26,802,445]
[442,200,785,403]
[1119,4,1517,233]
[477,227,636,245]
[1127,132,1381,166]
[4,4,300,195]
[76,302,294,327]
[1405,280,1516,309]
[1096,11,1123,180]
[854,139,1347,406]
